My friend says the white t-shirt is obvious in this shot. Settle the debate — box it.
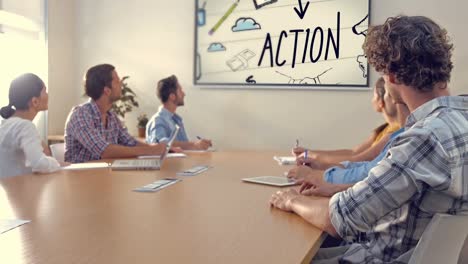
[0,117,60,178]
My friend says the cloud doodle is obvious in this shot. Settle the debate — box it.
[232,17,261,32]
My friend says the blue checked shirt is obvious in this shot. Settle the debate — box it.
[146,106,189,144]
[324,128,404,184]
[329,96,468,263]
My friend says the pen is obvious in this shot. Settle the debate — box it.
[197,136,212,147]
[296,139,299,148]
[208,0,239,35]
[303,150,308,166]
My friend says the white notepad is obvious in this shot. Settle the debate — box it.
[273,156,297,165]
[242,176,297,187]
[137,153,187,159]
[184,147,217,153]
[62,162,110,170]
[0,219,31,234]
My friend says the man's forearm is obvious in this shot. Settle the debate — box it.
[172,141,196,150]
[290,195,339,237]
[101,144,163,159]
[331,184,354,194]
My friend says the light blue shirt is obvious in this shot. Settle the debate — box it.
[146,106,189,143]
[324,128,404,184]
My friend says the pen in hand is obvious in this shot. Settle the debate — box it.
[303,150,308,166]
[197,136,212,147]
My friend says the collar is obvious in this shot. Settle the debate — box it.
[88,99,113,120]
[406,96,468,127]
[159,106,182,121]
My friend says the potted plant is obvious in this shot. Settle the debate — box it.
[137,114,149,138]
[112,76,139,120]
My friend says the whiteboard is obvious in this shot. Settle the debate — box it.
[194,0,370,88]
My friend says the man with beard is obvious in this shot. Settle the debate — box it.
[270,16,468,263]
[146,75,212,150]
[64,64,167,163]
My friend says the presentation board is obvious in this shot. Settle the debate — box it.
[194,0,370,88]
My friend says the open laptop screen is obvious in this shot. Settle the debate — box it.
[159,124,180,162]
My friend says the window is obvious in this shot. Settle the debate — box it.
[0,0,47,137]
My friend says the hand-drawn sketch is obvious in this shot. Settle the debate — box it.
[293,0,310,20]
[276,68,333,85]
[209,0,240,35]
[356,55,367,78]
[352,14,368,37]
[246,75,257,84]
[231,17,261,32]
[226,49,256,71]
[253,0,278,10]
[195,0,370,88]
[208,43,226,52]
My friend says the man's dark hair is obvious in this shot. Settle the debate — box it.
[157,75,179,103]
[364,16,453,92]
[84,64,115,100]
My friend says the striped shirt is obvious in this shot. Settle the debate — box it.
[64,100,137,163]
[329,96,468,263]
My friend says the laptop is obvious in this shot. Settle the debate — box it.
[111,125,180,170]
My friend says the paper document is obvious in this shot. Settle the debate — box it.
[0,219,31,234]
[242,176,297,187]
[184,147,217,153]
[62,162,109,170]
[137,153,187,159]
[273,156,297,165]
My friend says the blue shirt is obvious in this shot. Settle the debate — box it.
[323,128,404,184]
[146,106,189,143]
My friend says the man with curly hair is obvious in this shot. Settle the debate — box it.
[270,16,468,263]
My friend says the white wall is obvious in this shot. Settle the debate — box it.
[47,0,77,135]
[48,0,468,150]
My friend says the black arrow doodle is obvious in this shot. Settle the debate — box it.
[293,0,310,20]
[246,75,257,84]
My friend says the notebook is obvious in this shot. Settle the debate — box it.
[184,147,217,153]
[273,156,297,165]
[111,125,180,170]
[62,162,110,170]
[137,153,187,159]
[242,176,297,187]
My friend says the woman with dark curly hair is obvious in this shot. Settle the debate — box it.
[270,15,468,264]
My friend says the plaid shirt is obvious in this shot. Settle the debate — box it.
[64,100,137,163]
[329,96,468,263]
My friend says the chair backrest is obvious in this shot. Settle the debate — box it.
[50,143,65,163]
[408,213,468,264]
[458,235,468,264]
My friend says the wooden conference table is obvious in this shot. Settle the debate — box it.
[0,151,325,264]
